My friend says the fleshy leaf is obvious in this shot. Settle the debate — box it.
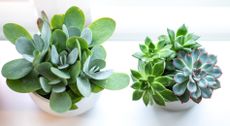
[50,67,70,79]
[64,6,85,31]
[3,23,32,44]
[51,45,59,65]
[152,61,165,76]
[15,37,35,56]
[51,14,64,29]
[173,82,187,96]
[81,28,92,44]
[39,77,51,93]
[89,18,116,46]
[2,59,33,80]
[76,76,91,97]
[50,92,72,113]
[7,71,40,93]
[67,48,78,65]
[94,73,130,90]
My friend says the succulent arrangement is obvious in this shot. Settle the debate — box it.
[131,25,222,106]
[2,6,129,113]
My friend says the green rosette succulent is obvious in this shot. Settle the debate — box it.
[2,6,130,113]
[173,49,222,103]
[131,25,222,106]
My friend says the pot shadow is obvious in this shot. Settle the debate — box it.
[152,105,197,126]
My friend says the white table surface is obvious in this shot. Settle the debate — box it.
[0,40,229,126]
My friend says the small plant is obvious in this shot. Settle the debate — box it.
[131,25,222,106]
[2,6,129,113]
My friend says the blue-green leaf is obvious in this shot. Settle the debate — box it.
[2,59,33,80]
[50,92,72,113]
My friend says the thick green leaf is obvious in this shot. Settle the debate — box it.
[76,76,91,97]
[133,90,143,100]
[41,21,51,45]
[176,24,188,36]
[52,84,66,93]
[51,14,65,29]
[143,91,150,106]
[52,29,67,52]
[167,28,175,43]
[159,89,178,102]
[51,45,59,65]
[68,27,81,37]
[69,61,81,82]
[67,48,78,65]
[130,69,142,80]
[94,73,130,90]
[15,37,34,56]
[91,45,106,60]
[81,28,92,44]
[153,91,165,106]
[33,34,45,52]
[39,77,51,93]
[131,82,142,89]
[50,92,72,113]
[89,18,116,45]
[3,23,32,44]
[64,6,85,30]
[36,62,58,80]
[152,82,166,92]
[86,70,113,80]
[152,61,165,77]
[155,76,173,86]
[2,59,33,80]
[50,67,70,79]
[7,71,41,93]
[91,84,104,93]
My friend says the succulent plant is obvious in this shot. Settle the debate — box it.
[131,25,222,106]
[166,24,201,52]
[131,38,178,106]
[2,6,130,113]
[172,48,222,103]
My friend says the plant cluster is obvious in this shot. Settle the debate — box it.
[2,6,129,113]
[131,25,222,106]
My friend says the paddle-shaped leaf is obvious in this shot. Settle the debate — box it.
[89,18,116,46]
[94,73,130,90]
[64,6,85,31]
[50,92,72,113]
[7,71,40,93]
[2,59,33,79]
[76,76,91,97]
[3,23,32,44]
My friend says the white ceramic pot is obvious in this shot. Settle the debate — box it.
[30,92,100,117]
[156,100,196,112]
[31,0,91,24]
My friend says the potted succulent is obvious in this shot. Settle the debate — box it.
[131,25,222,111]
[31,0,91,24]
[2,6,130,116]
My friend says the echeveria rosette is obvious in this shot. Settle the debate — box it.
[131,60,178,106]
[2,6,129,113]
[166,24,201,52]
[172,49,222,103]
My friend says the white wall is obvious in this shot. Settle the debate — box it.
[91,0,230,41]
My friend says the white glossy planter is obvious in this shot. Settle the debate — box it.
[30,92,100,117]
[156,100,196,112]
[31,0,91,24]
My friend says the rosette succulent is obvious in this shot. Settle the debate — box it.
[2,6,129,113]
[131,25,222,106]
[173,49,222,103]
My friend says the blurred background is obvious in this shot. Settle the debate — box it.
[0,0,230,41]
